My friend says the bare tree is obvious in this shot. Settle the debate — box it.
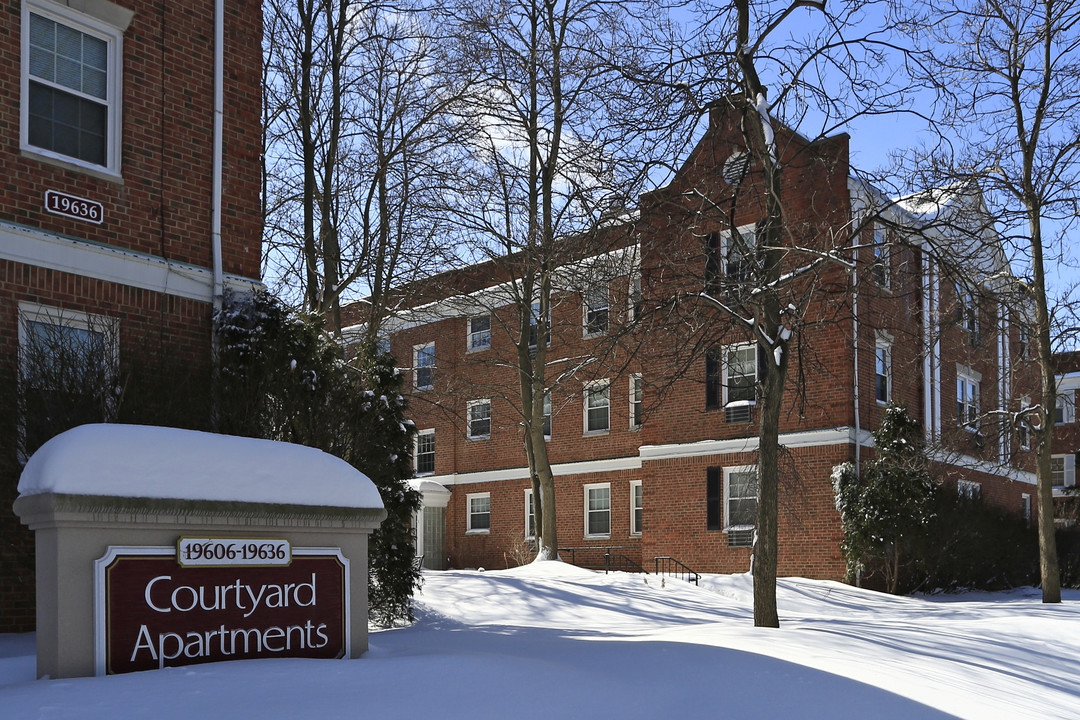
[434,0,672,561]
[895,0,1080,602]
[641,0,913,626]
[263,0,464,332]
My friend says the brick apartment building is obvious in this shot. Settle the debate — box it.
[0,0,263,631]
[1053,351,1080,523]
[345,102,1038,580]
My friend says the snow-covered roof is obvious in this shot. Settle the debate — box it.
[18,424,384,510]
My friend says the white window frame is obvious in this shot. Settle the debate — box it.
[1022,493,1031,526]
[871,223,890,289]
[956,365,981,430]
[630,374,643,429]
[524,488,535,540]
[17,302,119,461]
[628,272,642,322]
[724,465,757,547]
[583,286,609,337]
[956,284,978,335]
[957,480,981,500]
[1018,396,1031,450]
[528,300,550,349]
[21,0,124,176]
[466,492,491,534]
[414,428,435,476]
[722,343,757,407]
[542,390,552,439]
[467,399,491,439]
[1055,390,1075,425]
[583,380,610,435]
[413,342,435,390]
[467,314,491,352]
[875,332,892,405]
[584,483,611,538]
[723,224,756,281]
[1052,454,1076,487]
[629,480,642,537]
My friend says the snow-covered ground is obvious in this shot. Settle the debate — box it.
[2,563,1078,719]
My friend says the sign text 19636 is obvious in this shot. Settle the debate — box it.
[44,190,103,224]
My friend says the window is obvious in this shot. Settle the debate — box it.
[629,480,642,536]
[542,391,552,439]
[414,342,435,390]
[724,226,756,283]
[468,314,491,351]
[956,284,978,335]
[1055,390,1075,425]
[704,232,721,294]
[584,483,611,537]
[725,466,757,547]
[22,0,124,173]
[18,302,118,458]
[875,334,892,404]
[584,287,609,336]
[525,489,536,540]
[467,399,491,439]
[376,337,391,357]
[528,300,550,349]
[871,223,890,288]
[1022,494,1031,526]
[1018,397,1031,450]
[584,381,610,434]
[414,429,435,476]
[1018,325,1030,359]
[628,273,643,321]
[467,493,490,533]
[705,347,721,410]
[630,375,642,429]
[1052,454,1076,487]
[723,344,758,422]
[957,480,981,500]
[956,367,980,429]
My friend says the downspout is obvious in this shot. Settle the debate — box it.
[999,303,1009,463]
[922,248,932,442]
[211,0,225,320]
[852,220,862,474]
[933,262,942,438]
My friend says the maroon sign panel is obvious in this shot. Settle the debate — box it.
[103,553,346,674]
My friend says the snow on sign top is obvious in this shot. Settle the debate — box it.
[17,424,384,510]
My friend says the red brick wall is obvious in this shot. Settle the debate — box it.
[0,0,262,278]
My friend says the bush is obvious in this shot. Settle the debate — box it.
[215,290,421,624]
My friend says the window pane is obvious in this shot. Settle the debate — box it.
[587,487,610,535]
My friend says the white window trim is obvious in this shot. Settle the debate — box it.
[722,223,757,279]
[875,332,892,405]
[957,480,981,500]
[543,390,552,440]
[466,492,491,534]
[583,286,610,337]
[414,428,435,477]
[413,342,435,390]
[957,284,978,335]
[467,314,491,352]
[583,380,611,435]
[628,272,642,322]
[1052,454,1076,487]
[524,488,535,540]
[629,480,642,537]
[467,399,491,440]
[872,223,890,289]
[21,0,125,177]
[1056,390,1075,425]
[583,482,611,538]
[1021,493,1031,526]
[723,465,757,534]
[722,343,757,408]
[18,301,119,369]
[630,374,643,429]
[956,364,981,431]
[1018,396,1032,450]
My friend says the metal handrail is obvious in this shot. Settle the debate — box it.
[654,556,700,586]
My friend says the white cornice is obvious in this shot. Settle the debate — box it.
[0,221,261,301]
[640,426,872,461]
